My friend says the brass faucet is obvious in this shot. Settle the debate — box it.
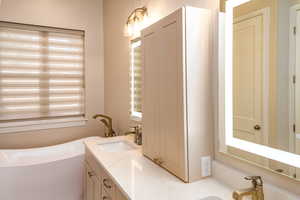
[233,176,264,200]
[124,125,142,145]
[93,114,116,137]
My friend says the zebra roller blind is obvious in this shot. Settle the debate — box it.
[0,22,85,121]
[130,40,142,118]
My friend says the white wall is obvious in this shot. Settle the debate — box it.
[0,0,105,148]
[103,0,218,134]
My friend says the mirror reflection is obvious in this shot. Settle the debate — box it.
[221,0,300,179]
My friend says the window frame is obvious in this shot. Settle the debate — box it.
[0,21,87,134]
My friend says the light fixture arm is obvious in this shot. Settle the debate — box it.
[126,7,148,25]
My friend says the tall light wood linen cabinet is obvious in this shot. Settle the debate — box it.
[142,6,213,182]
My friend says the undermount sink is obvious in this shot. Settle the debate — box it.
[97,141,137,153]
[198,197,223,200]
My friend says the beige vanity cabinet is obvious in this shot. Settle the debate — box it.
[142,6,213,182]
[84,149,129,200]
[115,188,128,200]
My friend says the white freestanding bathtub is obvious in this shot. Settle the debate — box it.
[0,137,97,200]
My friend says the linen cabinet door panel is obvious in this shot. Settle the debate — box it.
[158,10,187,181]
[142,26,162,161]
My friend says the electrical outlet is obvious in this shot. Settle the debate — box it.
[201,156,211,177]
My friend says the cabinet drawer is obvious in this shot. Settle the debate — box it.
[102,170,115,197]
[85,148,129,200]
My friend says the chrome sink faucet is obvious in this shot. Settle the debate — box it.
[93,114,116,137]
[125,125,142,145]
[233,176,264,200]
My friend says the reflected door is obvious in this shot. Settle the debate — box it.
[231,14,265,165]
[233,15,263,144]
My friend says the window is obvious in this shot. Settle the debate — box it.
[130,40,142,120]
[0,22,85,133]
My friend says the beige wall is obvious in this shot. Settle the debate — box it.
[103,0,218,135]
[0,0,105,148]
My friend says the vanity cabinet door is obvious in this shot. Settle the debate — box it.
[93,176,101,200]
[85,163,102,200]
[101,169,115,197]
[85,164,94,200]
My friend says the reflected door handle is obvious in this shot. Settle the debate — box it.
[254,125,261,130]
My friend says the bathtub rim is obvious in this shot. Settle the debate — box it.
[0,136,100,167]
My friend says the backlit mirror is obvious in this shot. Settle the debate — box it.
[219,0,300,180]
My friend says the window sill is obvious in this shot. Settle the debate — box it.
[0,117,87,134]
[130,115,142,122]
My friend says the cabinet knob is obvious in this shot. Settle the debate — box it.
[254,125,261,130]
[103,178,112,189]
[102,196,110,200]
[88,171,95,177]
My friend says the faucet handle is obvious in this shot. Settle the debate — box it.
[131,125,142,132]
[245,176,263,187]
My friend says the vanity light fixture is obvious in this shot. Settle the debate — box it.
[223,0,300,168]
[124,6,149,37]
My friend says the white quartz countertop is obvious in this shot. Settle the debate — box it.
[85,136,233,200]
